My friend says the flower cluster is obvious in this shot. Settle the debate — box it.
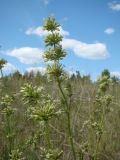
[20,83,43,105]
[9,149,23,160]
[43,17,67,83]
[1,95,14,116]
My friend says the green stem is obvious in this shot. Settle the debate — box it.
[93,102,105,160]
[51,29,76,159]
[57,81,69,110]
[93,135,101,160]
[57,81,76,160]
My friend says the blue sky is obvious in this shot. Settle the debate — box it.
[0,0,120,79]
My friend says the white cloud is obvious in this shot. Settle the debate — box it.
[61,38,109,60]
[109,1,120,11]
[43,0,49,5]
[7,47,43,64]
[40,0,50,5]
[62,17,68,22]
[3,63,17,73]
[26,67,46,75]
[58,26,70,36]
[25,27,48,37]
[111,71,120,77]
[104,28,115,34]
[25,26,69,37]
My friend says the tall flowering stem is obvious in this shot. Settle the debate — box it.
[43,16,76,160]
[92,70,113,160]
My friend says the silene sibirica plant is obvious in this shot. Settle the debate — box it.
[43,16,77,160]
[0,16,118,160]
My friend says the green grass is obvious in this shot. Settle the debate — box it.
[0,72,120,160]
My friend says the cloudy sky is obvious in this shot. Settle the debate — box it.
[0,0,120,79]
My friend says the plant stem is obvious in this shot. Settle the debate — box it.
[93,101,105,160]
[57,81,76,160]
[93,135,101,160]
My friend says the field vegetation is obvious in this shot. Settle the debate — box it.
[0,17,120,160]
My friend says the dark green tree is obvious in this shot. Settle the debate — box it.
[0,59,7,78]
[101,69,110,79]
